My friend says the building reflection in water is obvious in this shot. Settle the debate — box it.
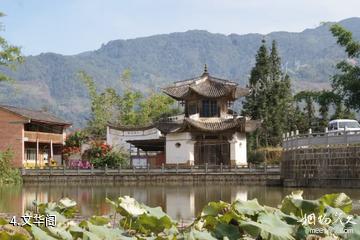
[1,183,359,220]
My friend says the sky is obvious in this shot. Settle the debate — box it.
[1,0,360,55]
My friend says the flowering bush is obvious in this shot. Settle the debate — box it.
[83,142,111,162]
[62,146,81,160]
[63,131,87,164]
[83,142,129,168]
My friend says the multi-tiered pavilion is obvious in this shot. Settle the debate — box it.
[107,66,260,167]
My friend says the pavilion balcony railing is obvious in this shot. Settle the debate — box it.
[21,163,280,176]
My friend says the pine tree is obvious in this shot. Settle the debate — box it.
[269,40,282,81]
[242,40,270,122]
[267,41,293,146]
[243,39,293,149]
[242,39,270,148]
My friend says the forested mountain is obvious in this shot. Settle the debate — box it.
[1,17,359,127]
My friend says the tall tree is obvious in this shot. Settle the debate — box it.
[80,70,178,138]
[242,40,270,148]
[243,39,294,148]
[331,100,355,120]
[330,24,360,111]
[242,40,269,121]
[293,89,354,132]
[291,105,308,133]
[314,91,337,129]
[267,41,294,145]
[294,91,316,130]
[0,12,23,81]
[138,92,178,125]
[79,71,121,137]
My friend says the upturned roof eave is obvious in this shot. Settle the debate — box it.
[107,122,156,131]
[165,117,247,133]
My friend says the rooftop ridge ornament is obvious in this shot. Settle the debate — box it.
[261,35,266,44]
[203,64,208,75]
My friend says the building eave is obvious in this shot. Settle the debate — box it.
[0,105,71,127]
[108,123,156,131]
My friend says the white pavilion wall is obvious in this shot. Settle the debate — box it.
[230,132,247,166]
[165,132,195,165]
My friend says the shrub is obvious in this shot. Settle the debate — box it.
[248,150,265,164]
[0,149,22,184]
[63,130,88,164]
[103,150,129,168]
[65,130,87,148]
[83,142,129,168]
[248,147,283,165]
[262,147,283,164]
[62,146,81,161]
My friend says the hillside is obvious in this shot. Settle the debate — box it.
[1,17,359,127]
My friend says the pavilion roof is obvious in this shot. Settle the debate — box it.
[156,117,260,134]
[183,117,246,132]
[162,68,249,100]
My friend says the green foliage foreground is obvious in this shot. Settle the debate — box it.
[1,191,360,239]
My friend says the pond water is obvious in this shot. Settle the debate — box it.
[1,183,360,221]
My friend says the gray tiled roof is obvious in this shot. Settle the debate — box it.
[155,120,184,134]
[108,123,156,131]
[155,117,261,133]
[109,116,260,134]
[184,117,246,132]
[0,105,71,126]
[163,73,249,100]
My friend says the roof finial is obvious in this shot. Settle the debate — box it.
[204,64,208,74]
[261,36,266,44]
